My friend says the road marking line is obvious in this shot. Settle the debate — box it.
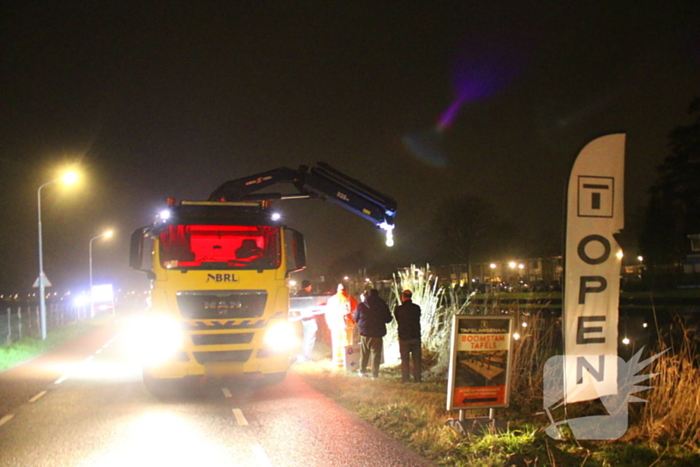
[28,391,47,403]
[222,388,232,398]
[0,415,14,427]
[232,408,248,426]
[54,374,70,384]
[250,444,273,467]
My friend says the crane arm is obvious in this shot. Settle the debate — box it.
[208,162,397,233]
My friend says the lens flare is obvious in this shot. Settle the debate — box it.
[402,129,447,167]
[404,33,528,166]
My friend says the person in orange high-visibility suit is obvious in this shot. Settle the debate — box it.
[325,283,358,366]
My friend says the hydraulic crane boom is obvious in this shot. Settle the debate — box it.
[208,162,397,241]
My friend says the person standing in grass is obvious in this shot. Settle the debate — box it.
[354,289,392,378]
[325,283,357,366]
[394,289,422,383]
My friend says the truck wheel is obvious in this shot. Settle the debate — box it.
[263,372,286,385]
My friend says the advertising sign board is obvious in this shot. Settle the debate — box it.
[447,316,513,410]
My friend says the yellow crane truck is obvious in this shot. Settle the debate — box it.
[129,162,396,395]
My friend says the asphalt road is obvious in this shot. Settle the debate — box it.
[0,318,435,467]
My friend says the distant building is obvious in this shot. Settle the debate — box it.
[434,257,563,292]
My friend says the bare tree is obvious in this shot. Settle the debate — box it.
[430,194,519,265]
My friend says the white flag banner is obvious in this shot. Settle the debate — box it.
[564,133,625,404]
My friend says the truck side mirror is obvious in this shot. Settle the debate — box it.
[285,228,306,274]
[130,227,155,279]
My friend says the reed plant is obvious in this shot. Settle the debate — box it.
[387,265,475,376]
[633,317,700,449]
[506,311,561,419]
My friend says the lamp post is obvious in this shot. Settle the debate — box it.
[89,230,113,318]
[37,170,79,340]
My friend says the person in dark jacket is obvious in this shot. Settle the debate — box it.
[394,289,422,383]
[353,289,392,378]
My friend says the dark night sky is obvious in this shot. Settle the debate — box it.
[1,1,698,295]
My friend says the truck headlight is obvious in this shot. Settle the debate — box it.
[133,314,185,366]
[263,321,297,353]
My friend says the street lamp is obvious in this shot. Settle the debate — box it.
[37,169,79,340]
[89,230,113,318]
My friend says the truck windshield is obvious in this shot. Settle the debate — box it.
[158,225,281,270]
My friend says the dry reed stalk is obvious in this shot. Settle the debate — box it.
[640,322,700,448]
[508,310,562,412]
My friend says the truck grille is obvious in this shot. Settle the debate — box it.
[177,290,267,319]
[191,333,254,346]
[193,350,253,363]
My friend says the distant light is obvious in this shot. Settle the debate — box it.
[92,284,114,302]
[271,212,281,221]
[73,294,90,307]
[521,322,527,328]
[490,263,496,269]
[616,251,624,259]
[622,337,630,345]
[637,256,643,262]
[365,278,370,282]
[513,332,521,340]
[518,264,524,269]
[289,280,297,287]
[643,322,648,328]
[343,276,349,281]
[160,209,171,220]
[509,262,516,268]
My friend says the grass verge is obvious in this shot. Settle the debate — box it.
[0,315,111,372]
[293,359,700,467]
